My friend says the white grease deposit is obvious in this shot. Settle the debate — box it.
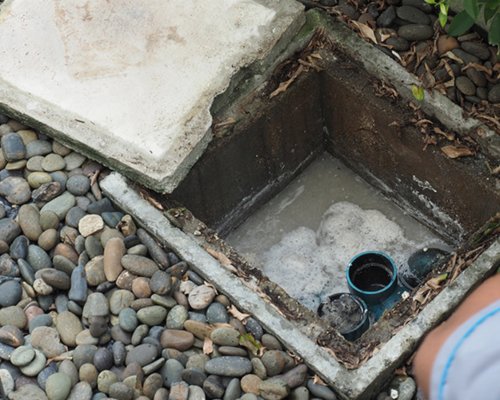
[227,153,450,311]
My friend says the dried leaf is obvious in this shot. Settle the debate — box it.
[313,375,327,385]
[492,165,500,176]
[443,51,464,64]
[462,63,493,76]
[434,126,456,141]
[203,337,214,355]
[441,145,475,158]
[427,273,448,289]
[351,21,378,44]
[139,190,164,210]
[228,305,250,321]
[213,117,236,131]
[203,246,239,274]
[270,65,305,98]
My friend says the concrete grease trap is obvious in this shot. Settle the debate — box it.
[100,14,500,400]
[0,4,499,399]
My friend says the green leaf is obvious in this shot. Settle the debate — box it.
[239,333,262,356]
[463,0,479,19]
[439,2,449,16]
[489,14,500,47]
[439,11,448,26]
[411,85,425,101]
[483,6,496,22]
[425,0,436,4]
[448,10,475,36]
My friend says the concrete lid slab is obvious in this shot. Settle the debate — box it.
[0,0,303,192]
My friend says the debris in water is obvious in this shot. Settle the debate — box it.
[320,293,365,333]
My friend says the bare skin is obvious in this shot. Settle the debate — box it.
[413,273,500,399]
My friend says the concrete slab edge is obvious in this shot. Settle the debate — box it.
[309,10,499,158]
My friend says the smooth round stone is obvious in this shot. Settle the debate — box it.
[376,6,396,27]
[109,382,134,400]
[461,41,490,60]
[143,373,163,399]
[206,302,229,324]
[84,256,106,287]
[82,292,109,319]
[46,372,72,400]
[58,360,79,386]
[40,192,76,219]
[183,320,212,340]
[261,351,287,377]
[19,349,46,376]
[27,245,51,271]
[42,154,66,172]
[64,153,86,171]
[136,306,167,326]
[251,358,267,380]
[40,211,60,230]
[211,327,240,346]
[26,172,51,189]
[121,255,159,277]
[31,326,65,358]
[205,357,252,377]
[219,346,248,357]
[79,214,104,237]
[260,379,289,400]
[111,341,126,367]
[149,270,172,295]
[79,363,98,388]
[455,76,476,96]
[259,335,281,352]
[451,48,479,64]
[1,133,25,161]
[188,285,216,310]
[33,181,63,203]
[188,312,207,323]
[76,196,91,212]
[108,291,134,317]
[10,385,47,400]
[166,305,188,329]
[40,269,71,290]
[93,348,113,372]
[397,24,433,41]
[54,242,79,264]
[131,324,148,346]
[0,325,24,347]
[0,368,15,396]
[69,265,88,303]
[125,343,159,367]
[0,280,22,307]
[51,142,71,156]
[26,155,44,171]
[101,212,123,228]
[103,238,125,282]
[119,308,138,332]
[466,68,487,87]
[241,374,262,394]
[28,314,53,333]
[5,159,26,170]
[72,345,98,370]
[0,177,31,204]
[161,358,184,388]
[223,377,241,400]
[66,207,86,228]
[67,381,93,400]
[84,236,103,259]
[126,244,147,256]
[132,277,151,298]
[179,368,206,387]
[18,205,42,242]
[199,376,222,399]
[306,380,337,400]
[88,315,108,338]
[160,329,195,351]
[395,5,430,24]
[0,219,21,244]
[56,311,83,347]
[37,229,58,251]
[136,229,170,269]
[488,84,500,103]
[25,140,52,158]
[36,362,57,390]
[291,387,311,400]
[0,306,27,329]
[66,175,91,196]
[10,345,35,367]
[244,317,263,340]
[87,198,114,215]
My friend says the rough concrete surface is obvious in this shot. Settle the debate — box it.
[101,172,500,399]
[0,0,304,192]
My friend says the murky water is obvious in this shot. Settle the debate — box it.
[226,153,450,311]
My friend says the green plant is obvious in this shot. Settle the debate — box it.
[425,0,500,47]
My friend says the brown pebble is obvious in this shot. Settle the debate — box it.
[160,329,195,351]
[241,374,262,394]
[437,35,459,55]
[116,270,137,291]
[53,243,79,265]
[132,277,152,298]
[103,237,125,282]
[0,325,24,347]
[37,229,59,251]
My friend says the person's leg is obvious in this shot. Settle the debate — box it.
[413,273,500,399]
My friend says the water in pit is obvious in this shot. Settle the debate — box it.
[226,153,450,312]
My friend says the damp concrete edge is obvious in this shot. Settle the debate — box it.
[309,10,500,159]
[100,171,500,399]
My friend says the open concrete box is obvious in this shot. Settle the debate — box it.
[99,13,500,400]
[4,8,495,399]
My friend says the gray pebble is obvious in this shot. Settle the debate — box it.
[0,280,21,307]
[204,356,252,377]
[1,133,25,161]
[398,24,433,41]
[307,379,337,400]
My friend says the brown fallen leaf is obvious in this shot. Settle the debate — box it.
[203,337,213,355]
[313,375,327,385]
[351,21,377,44]
[228,305,250,321]
[434,126,456,141]
[270,65,305,99]
[203,246,239,274]
[139,190,164,210]
[441,145,475,159]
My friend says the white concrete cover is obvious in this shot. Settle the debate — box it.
[0,0,303,192]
